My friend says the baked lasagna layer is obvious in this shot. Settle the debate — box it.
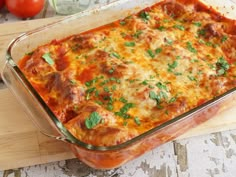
[19,0,236,146]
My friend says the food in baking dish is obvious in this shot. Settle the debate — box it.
[18,0,236,147]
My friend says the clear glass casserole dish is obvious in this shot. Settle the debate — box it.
[1,0,236,169]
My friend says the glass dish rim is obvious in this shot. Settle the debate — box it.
[4,0,236,151]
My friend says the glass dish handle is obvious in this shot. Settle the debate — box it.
[1,61,65,139]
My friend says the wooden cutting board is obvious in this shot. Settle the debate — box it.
[0,17,236,171]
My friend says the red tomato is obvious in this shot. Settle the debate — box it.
[6,0,45,18]
[0,0,5,9]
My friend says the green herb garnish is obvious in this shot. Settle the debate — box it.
[69,80,77,85]
[139,11,150,21]
[216,56,230,76]
[149,91,162,104]
[107,104,114,111]
[158,26,166,31]
[133,30,143,38]
[168,60,178,72]
[187,75,198,82]
[42,53,54,66]
[115,102,135,119]
[169,97,177,103]
[124,41,136,47]
[174,24,185,31]
[221,35,228,43]
[156,82,168,91]
[147,49,155,58]
[85,112,102,129]
[26,51,34,56]
[119,97,128,103]
[193,22,202,27]
[134,117,141,126]
[186,42,197,54]
[120,20,126,26]
[155,48,162,54]
[111,52,120,59]
[198,29,206,36]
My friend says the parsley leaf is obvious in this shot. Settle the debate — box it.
[85,112,102,129]
[186,42,197,54]
[174,24,185,31]
[168,60,178,72]
[110,52,120,59]
[42,53,54,66]
[193,22,202,27]
[133,30,143,38]
[124,41,136,47]
[120,20,126,26]
[134,117,141,126]
[147,49,155,58]
[139,11,150,21]
[158,26,166,31]
[216,57,230,76]
[156,82,168,91]
[198,29,206,36]
[221,35,228,43]
[155,48,162,54]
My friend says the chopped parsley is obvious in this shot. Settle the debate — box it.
[115,103,135,119]
[109,68,115,74]
[85,77,98,87]
[221,35,228,43]
[198,29,206,36]
[42,53,54,66]
[86,87,96,94]
[187,75,198,82]
[168,60,178,72]
[120,103,135,114]
[69,79,77,85]
[193,22,202,27]
[133,30,143,38]
[141,80,149,85]
[110,52,120,59]
[134,117,141,126]
[85,112,102,129]
[169,97,177,103]
[26,51,34,56]
[124,41,136,47]
[147,49,155,58]
[173,24,185,31]
[139,11,150,21]
[158,26,166,31]
[156,82,168,91]
[186,42,197,54]
[166,38,173,45]
[119,97,128,103]
[120,20,126,26]
[106,104,114,111]
[149,91,167,105]
[216,56,230,76]
[95,100,103,105]
[155,48,162,54]
[111,85,117,91]
[103,86,110,92]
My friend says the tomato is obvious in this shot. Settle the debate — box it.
[6,0,45,18]
[0,0,5,9]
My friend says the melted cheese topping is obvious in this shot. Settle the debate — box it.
[19,0,236,146]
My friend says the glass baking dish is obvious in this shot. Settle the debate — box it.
[1,0,236,169]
